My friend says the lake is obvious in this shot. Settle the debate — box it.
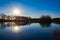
[0,22,60,40]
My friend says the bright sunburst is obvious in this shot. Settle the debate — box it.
[12,8,21,16]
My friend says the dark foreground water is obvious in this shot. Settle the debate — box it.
[0,22,60,40]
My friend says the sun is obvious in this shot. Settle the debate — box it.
[12,8,21,16]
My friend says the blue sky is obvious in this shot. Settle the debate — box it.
[0,0,60,18]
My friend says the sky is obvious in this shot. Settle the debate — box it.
[0,0,60,18]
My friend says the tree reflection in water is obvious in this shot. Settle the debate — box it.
[0,21,60,40]
[0,22,27,32]
[0,21,60,30]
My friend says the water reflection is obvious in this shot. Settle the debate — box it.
[0,21,60,30]
[11,26,21,32]
[0,21,60,40]
[0,22,24,32]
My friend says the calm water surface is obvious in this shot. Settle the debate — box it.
[0,22,60,40]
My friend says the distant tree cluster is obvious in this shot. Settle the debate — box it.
[39,15,52,27]
[40,15,51,19]
[0,13,7,19]
[0,13,13,20]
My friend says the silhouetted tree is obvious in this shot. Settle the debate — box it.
[0,13,6,19]
[39,15,51,27]
[7,16,10,19]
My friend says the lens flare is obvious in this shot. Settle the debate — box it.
[12,8,21,16]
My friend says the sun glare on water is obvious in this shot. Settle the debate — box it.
[13,26,19,32]
[11,26,22,32]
